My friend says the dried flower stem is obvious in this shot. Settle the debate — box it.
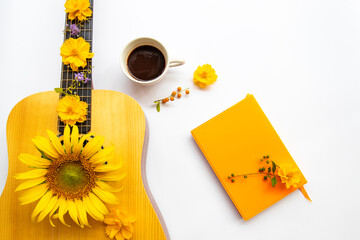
[228,155,282,187]
[55,70,92,96]
[154,87,190,112]
[154,88,190,103]
[231,173,280,178]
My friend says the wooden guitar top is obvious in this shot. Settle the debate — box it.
[0,90,169,239]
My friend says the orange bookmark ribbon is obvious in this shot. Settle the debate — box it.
[299,186,311,202]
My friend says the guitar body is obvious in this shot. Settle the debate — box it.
[0,90,168,239]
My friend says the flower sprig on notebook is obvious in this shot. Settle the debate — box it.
[228,155,302,188]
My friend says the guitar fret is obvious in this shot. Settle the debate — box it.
[58,0,94,135]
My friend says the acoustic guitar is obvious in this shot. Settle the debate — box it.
[0,1,169,239]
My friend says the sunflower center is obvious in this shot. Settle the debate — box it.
[56,161,89,192]
[46,154,96,199]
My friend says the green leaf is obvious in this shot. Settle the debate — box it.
[156,102,161,112]
[34,146,51,160]
[272,161,276,173]
[54,88,63,93]
[271,177,277,187]
[268,167,271,173]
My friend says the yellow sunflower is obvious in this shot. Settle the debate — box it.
[105,209,136,240]
[57,95,88,126]
[14,125,125,227]
[193,64,218,88]
[60,37,94,71]
[65,0,92,21]
[277,164,301,189]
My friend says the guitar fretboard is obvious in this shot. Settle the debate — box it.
[58,0,94,135]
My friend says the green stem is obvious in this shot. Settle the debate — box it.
[232,172,280,178]
[154,88,190,102]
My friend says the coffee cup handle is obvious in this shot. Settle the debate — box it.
[169,60,185,67]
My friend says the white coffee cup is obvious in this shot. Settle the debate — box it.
[121,37,185,86]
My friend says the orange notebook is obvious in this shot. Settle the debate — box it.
[191,94,308,220]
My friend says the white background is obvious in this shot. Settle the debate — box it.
[1,0,360,239]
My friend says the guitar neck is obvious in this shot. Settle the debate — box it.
[58,0,94,135]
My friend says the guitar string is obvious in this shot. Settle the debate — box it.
[79,18,83,134]
[59,15,68,135]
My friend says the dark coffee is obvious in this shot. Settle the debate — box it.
[127,45,166,81]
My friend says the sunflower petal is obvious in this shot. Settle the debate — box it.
[18,153,51,167]
[82,196,104,221]
[31,191,52,221]
[82,204,97,222]
[75,199,91,227]
[92,186,119,204]
[94,163,122,173]
[15,177,46,191]
[89,145,114,165]
[14,169,47,180]
[48,198,60,227]
[96,181,123,193]
[18,184,48,205]
[68,200,82,227]
[58,197,70,227]
[73,133,93,155]
[82,136,105,159]
[97,172,126,182]
[64,125,72,154]
[37,195,58,222]
[71,125,79,150]
[47,130,65,155]
[89,192,109,215]
[32,136,59,159]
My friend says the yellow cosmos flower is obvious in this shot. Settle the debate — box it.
[57,95,88,126]
[105,209,136,240]
[14,125,125,227]
[65,0,92,21]
[277,164,301,189]
[60,37,94,71]
[193,64,218,88]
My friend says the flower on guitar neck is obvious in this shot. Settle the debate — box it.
[14,125,125,227]
[69,23,80,36]
[57,95,88,126]
[65,0,92,21]
[60,37,94,71]
[74,72,90,83]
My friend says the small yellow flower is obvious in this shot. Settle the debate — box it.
[65,0,92,21]
[193,64,218,88]
[105,209,136,240]
[60,37,94,71]
[57,95,88,126]
[277,164,301,189]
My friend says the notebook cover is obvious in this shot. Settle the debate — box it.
[191,94,307,220]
